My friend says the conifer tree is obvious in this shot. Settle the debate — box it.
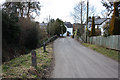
[109,2,120,35]
[90,16,95,36]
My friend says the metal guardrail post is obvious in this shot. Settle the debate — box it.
[43,41,46,52]
[31,50,37,68]
[42,35,57,52]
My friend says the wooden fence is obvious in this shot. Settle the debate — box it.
[81,35,120,51]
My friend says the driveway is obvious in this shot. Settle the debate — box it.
[52,37,118,78]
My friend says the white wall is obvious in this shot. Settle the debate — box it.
[63,25,73,36]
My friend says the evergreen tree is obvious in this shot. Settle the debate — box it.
[90,16,95,36]
[47,18,66,36]
[109,2,120,35]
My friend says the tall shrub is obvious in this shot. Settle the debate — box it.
[2,11,21,62]
[2,11,20,44]
[47,18,66,36]
[18,18,41,49]
[25,26,39,49]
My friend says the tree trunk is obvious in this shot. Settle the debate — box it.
[27,2,30,18]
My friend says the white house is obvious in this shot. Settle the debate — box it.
[85,17,110,35]
[63,22,73,36]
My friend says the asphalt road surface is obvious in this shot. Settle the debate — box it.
[52,37,118,78]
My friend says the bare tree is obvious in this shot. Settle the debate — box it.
[71,1,86,23]
[71,1,96,23]
[2,0,41,19]
[101,10,109,18]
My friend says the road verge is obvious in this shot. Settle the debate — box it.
[2,43,54,78]
[82,43,119,61]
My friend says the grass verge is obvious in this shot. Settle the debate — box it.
[2,43,53,78]
[82,43,119,61]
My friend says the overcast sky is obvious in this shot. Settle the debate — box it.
[35,0,106,23]
[0,0,106,23]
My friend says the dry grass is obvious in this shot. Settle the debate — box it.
[2,44,53,78]
[82,43,119,61]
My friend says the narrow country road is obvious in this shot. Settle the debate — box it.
[52,37,118,78]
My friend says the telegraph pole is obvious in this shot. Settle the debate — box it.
[81,0,83,29]
[86,0,89,43]
[49,15,50,36]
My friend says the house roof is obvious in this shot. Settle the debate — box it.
[89,18,109,25]
[85,18,110,25]
[64,22,73,28]
[95,18,108,25]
